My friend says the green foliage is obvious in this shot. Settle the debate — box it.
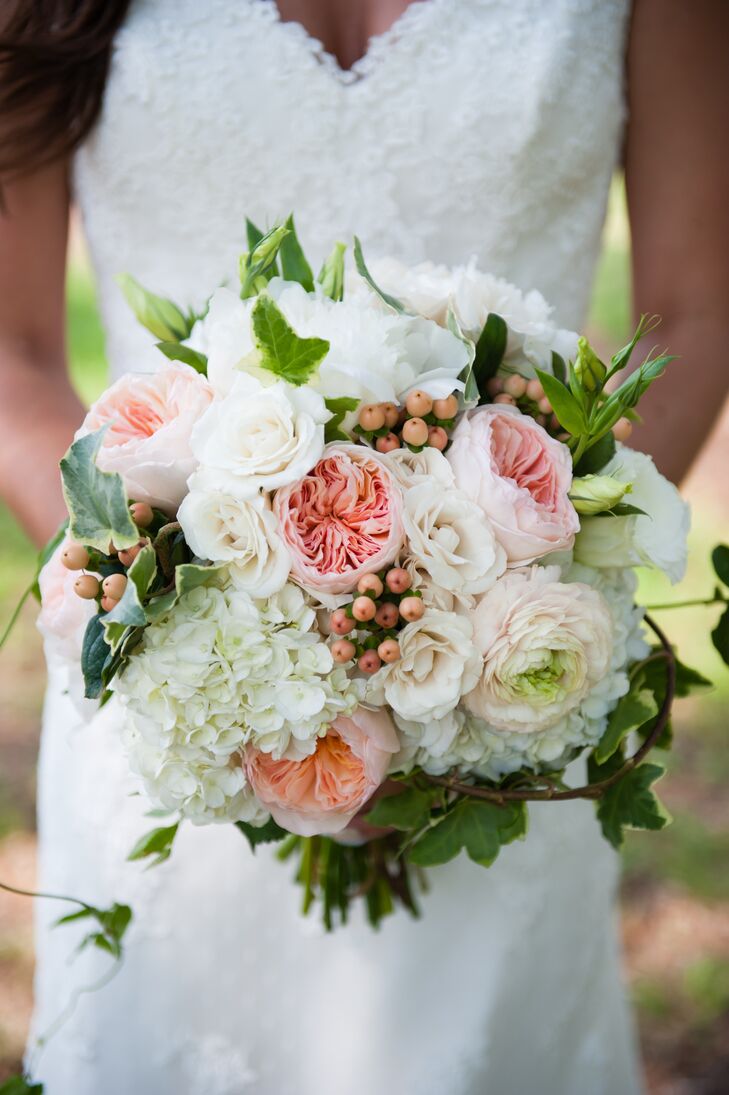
[472,313,507,399]
[573,431,616,476]
[318,242,346,301]
[573,336,607,391]
[55,901,133,961]
[128,823,179,867]
[239,223,289,298]
[235,817,288,850]
[353,236,406,312]
[712,544,729,587]
[103,543,157,652]
[408,798,528,868]
[324,396,359,442]
[711,545,729,666]
[80,614,111,700]
[595,687,658,764]
[156,340,208,374]
[589,752,671,849]
[536,368,588,436]
[252,294,330,385]
[0,1077,43,1094]
[365,785,441,831]
[116,273,193,342]
[279,214,315,291]
[60,429,139,552]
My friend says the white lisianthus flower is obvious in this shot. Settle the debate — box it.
[367,610,480,722]
[201,287,255,396]
[190,372,328,499]
[114,582,363,822]
[464,566,613,734]
[574,446,690,582]
[382,444,455,489]
[400,480,506,596]
[178,479,291,597]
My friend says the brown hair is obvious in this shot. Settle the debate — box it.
[0,0,132,182]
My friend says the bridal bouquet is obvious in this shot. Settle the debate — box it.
[35,219,726,929]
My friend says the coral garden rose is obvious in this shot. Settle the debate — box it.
[464,566,613,734]
[37,538,97,657]
[76,362,214,513]
[273,443,404,598]
[245,708,400,836]
[447,404,579,566]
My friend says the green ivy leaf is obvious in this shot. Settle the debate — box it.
[60,429,139,553]
[236,817,288,850]
[103,544,157,652]
[318,242,346,301]
[156,341,208,375]
[353,236,407,312]
[408,799,527,868]
[712,544,729,588]
[252,294,329,386]
[116,273,192,342]
[711,606,729,667]
[595,688,659,764]
[324,396,359,442]
[535,368,588,436]
[279,214,315,292]
[81,614,111,700]
[594,762,671,849]
[365,785,439,831]
[472,313,507,398]
[128,823,179,867]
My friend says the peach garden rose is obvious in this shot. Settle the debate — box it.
[245,708,400,836]
[76,362,214,513]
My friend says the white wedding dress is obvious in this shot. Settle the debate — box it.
[31,2,641,1092]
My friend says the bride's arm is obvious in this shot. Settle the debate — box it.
[0,163,85,546]
[624,0,729,483]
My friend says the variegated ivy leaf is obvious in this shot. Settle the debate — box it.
[103,543,157,652]
[60,428,139,553]
[251,294,329,386]
[353,236,407,313]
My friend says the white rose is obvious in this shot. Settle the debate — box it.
[383,444,455,489]
[401,480,506,596]
[464,565,613,734]
[368,610,481,722]
[190,372,328,499]
[178,483,291,598]
[573,446,690,582]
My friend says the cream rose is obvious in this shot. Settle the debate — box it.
[190,372,328,499]
[447,404,579,565]
[368,609,481,722]
[178,479,291,597]
[76,362,214,513]
[464,566,613,734]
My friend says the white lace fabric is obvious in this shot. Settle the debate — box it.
[32,1,641,1092]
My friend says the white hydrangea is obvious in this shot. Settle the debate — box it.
[390,565,649,780]
[114,582,363,822]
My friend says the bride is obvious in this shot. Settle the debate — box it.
[1,2,727,1092]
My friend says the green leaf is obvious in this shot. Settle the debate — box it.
[0,1075,44,1094]
[599,503,647,517]
[591,354,675,438]
[606,314,660,381]
[353,236,406,312]
[175,562,227,598]
[573,431,616,476]
[535,368,588,436]
[116,273,192,341]
[711,606,729,667]
[324,396,359,442]
[446,307,477,404]
[279,214,315,291]
[594,762,671,849]
[103,544,157,652]
[595,688,659,764]
[317,242,346,301]
[128,823,179,867]
[365,785,438,831]
[472,313,507,397]
[156,340,208,375]
[60,428,139,553]
[712,544,729,588]
[239,222,289,298]
[236,817,287,850]
[81,614,111,699]
[409,799,527,868]
[551,351,567,384]
[246,218,264,250]
[251,293,329,386]
[674,656,714,695]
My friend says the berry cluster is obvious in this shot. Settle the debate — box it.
[61,501,155,612]
[328,566,424,674]
[355,390,459,454]
[487,375,633,442]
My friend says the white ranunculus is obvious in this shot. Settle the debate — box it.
[178,482,291,597]
[190,372,328,499]
[573,446,690,582]
[367,610,481,722]
[400,480,506,596]
[465,565,613,734]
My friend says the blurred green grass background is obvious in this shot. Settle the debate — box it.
[0,183,728,1091]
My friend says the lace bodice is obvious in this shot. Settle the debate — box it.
[75,0,630,381]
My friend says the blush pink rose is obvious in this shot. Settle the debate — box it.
[245,708,400,836]
[76,363,214,514]
[273,442,404,597]
[37,539,96,658]
[447,405,579,565]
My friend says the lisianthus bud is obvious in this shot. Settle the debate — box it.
[574,337,606,392]
[569,473,632,515]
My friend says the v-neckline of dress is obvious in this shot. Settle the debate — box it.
[261,0,444,86]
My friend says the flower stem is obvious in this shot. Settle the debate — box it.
[645,595,726,610]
